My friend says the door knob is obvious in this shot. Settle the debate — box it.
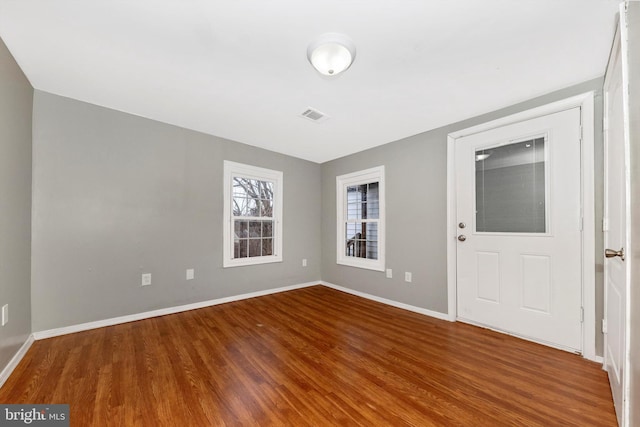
[458,235,467,242]
[605,248,625,261]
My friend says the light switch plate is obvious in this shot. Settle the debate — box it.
[186,269,195,280]
[2,304,7,326]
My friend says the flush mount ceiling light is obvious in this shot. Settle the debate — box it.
[307,33,356,76]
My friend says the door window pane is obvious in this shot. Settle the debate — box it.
[475,137,546,233]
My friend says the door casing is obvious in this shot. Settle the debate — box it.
[446,92,597,361]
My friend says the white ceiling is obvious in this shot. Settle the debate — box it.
[0,0,620,163]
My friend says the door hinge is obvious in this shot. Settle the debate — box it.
[580,217,584,231]
[602,319,608,334]
[580,307,584,323]
[579,125,583,142]
[603,217,609,232]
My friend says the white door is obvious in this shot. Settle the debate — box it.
[604,24,627,427]
[455,108,582,351]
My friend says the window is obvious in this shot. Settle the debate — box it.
[475,136,548,233]
[336,166,385,271]
[223,161,283,267]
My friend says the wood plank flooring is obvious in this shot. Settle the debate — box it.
[0,285,616,426]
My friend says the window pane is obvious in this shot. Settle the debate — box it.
[262,238,273,256]
[345,222,362,240]
[347,202,361,220]
[260,199,273,217]
[234,239,248,258]
[262,221,273,238]
[366,222,378,240]
[233,178,248,196]
[346,182,379,220]
[367,182,379,219]
[346,223,354,237]
[366,240,378,260]
[249,221,261,237]
[345,222,378,259]
[358,184,368,200]
[346,239,367,258]
[233,196,247,217]
[234,220,248,238]
[347,187,362,219]
[233,178,251,216]
[248,239,261,257]
[259,181,274,199]
[347,186,361,203]
[234,219,275,259]
[345,221,363,258]
[233,177,271,217]
[246,198,258,217]
[475,137,546,233]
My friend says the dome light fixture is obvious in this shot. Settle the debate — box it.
[307,33,356,76]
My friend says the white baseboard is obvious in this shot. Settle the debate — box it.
[0,334,34,389]
[320,281,451,321]
[33,281,320,340]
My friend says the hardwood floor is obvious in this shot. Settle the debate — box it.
[0,286,616,426]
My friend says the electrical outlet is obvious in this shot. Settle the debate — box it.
[141,273,152,287]
[405,272,412,283]
[2,304,7,326]
[386,269,392,279]
[186,268,195,280]
[302,259,307,267]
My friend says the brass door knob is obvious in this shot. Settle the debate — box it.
[605,248,625,261]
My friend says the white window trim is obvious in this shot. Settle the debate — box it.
[223,161,283,268]
[336,166,385,271]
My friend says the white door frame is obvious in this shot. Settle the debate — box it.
[446,92,596,361]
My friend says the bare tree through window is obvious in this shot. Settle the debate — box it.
[232,178,274,258]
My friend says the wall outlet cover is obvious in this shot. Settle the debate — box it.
[404,272,412,283]
[386,269,392,279]
[141,273,152,286]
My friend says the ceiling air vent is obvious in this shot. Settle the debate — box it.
[300,107,329,123]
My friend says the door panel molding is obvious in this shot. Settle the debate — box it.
[446,92,596,361]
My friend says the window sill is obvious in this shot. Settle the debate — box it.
[337,259,385,272]
[224,255,283,268]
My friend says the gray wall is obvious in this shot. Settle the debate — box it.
[31,91,321,331]
[0,38,32,373]
[627,1,640,424]
[321,78,605,355]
